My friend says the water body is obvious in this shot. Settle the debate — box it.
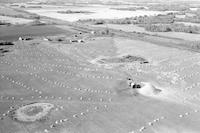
[26,4,169,22]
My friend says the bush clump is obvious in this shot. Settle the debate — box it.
[0,41,14,45]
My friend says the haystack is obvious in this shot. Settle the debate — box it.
[138,82,161,96]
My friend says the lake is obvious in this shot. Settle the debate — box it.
[25,4,170,22]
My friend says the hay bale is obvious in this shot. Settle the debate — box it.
[138,82,162,96]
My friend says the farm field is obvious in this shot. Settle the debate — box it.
[1,31,200,133]
[1,1,200,133]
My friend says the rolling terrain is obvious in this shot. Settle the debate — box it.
[1,30,200,133]
[1,1,200,133]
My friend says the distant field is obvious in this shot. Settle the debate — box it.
[0,6,30,17]
[175,22,200,27]
[25,5,165,22]
[0,15,33,24]
[0,25,67,41]
[92,24,148,33]
[154,32,200,41]
[93,24,200,41]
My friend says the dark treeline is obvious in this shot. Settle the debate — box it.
[148,4,190,11]
[78,14,175,25]
[176,17,200,23]
[173,7,200,23]
[0,13,40,19]
[183,41,200,50]
[175,10,200,23]
[57,10,93,14]
[144,24,200,34]
[191,41,200,49]
[110,6,145,11]
[0,21,11,25]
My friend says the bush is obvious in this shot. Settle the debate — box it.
[0,21,10,25]
[191,41,200,49]
[93,20,105,25]
[0,41,14,45]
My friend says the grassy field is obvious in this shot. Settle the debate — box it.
[0,25,67,41]
[0,30,200,133]
[0,15,33,24]
[1,2,200,133]
[93,24,200,41]
[0,5,34,18]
